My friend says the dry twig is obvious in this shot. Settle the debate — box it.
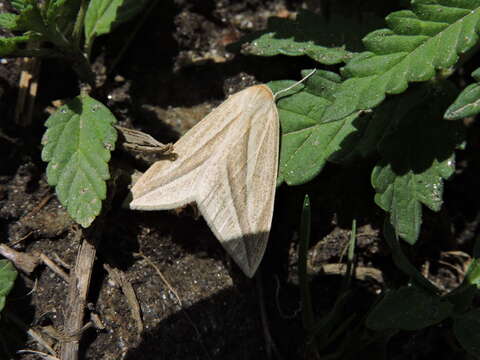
[104,263,144,335]
[60,230,96,360]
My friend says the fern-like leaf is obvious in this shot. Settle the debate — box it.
[371,84,464,244]
[322,1,480,123]
[445,68,480,119]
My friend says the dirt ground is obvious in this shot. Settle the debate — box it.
[1,1,480,359]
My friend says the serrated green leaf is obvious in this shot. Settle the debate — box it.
[0,35,31,56]
[454,309,480,358]
[41,95,117,227]
[268,70,361,185]
[11,0,30,11]
[15,2,47,34]
[320,2,480,124]
[366,285,453,331]
[84,0,149,49]
[0,13,19,30]
[0,260,17,318]
[239,10,360,65]
[372,84,464,244]
[445,68,480,119]
[45,0,81,33]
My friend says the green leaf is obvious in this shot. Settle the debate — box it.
[238,10,370,65]
[11,0,30,11]
[371,84,464,244]
[366,285,453,331]
[0,35,31,56]
[321,2,480,124]
[45,0,82,33]
[0,13,19,30]
[0,260,17,317]
[41,95,117,227]
[84,0,149,48]
[445,68,480,119]
[238,10,385,65]
[269,70,362,185]
[454,309,480,358]
[16,3,48,34]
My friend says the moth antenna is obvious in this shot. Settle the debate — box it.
[273,69,317,99]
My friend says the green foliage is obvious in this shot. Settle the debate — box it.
[266,1,477,244]
[0,0,63,56]
[366,285,453,331]
[11,0,31,11]
[331,1,480,123]
[0,34,31,56]
[0,260,17,318]
[45,0,82,34]
[445,68,480,119]
[0,13,19,30]
[269,70,361,185]
[372,84,464,244]
[238,9,384,65]
[84,0,149,52]
[41,95,117,227]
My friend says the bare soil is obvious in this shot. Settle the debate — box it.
[1,1,479,359]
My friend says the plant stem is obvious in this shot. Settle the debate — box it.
[72,0,88,50]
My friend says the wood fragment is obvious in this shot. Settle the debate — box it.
[17,350,60,360]
[15,54,41,127]
[5,311,57,356]
[0,244,40,274]
[115,125,175,154]
[52,252,72,270]
[103,263,144,335]
[60,230,96,360]
[321,264,384,283]
[39,253,70,282]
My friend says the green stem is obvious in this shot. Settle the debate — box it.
[72,0,88,49]
[342,218,356,291]
[383,221,440,295]
[299,195,314,332]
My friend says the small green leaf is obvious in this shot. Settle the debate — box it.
[454,309,480,358]
[41,95,117,227]
[11,0,30,11]
[0,13,19,29]
[15,1,47,34]
[0,260,17,317]
[84,0,149,49]
[238,10,384,65]
[269,70,361,185]
[46,0,82,33]
[366,285,453,331]
[372,84,464,244]
[445,68,480,119]
[0,35,31,56]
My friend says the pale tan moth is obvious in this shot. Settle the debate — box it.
[130,71,315,277]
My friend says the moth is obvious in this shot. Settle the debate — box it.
[130,72,314,277]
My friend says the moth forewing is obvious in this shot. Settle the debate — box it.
[130,85,278,277]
